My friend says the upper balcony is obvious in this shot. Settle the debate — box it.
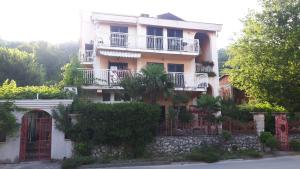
[78,68,208,92]
[95,32,200,55]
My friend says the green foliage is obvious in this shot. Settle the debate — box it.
[289,139,300,151]
[178,109,194,124]
[0,40,78,84]
[221,99,252,122]
[0,80,71,99]
[218,48,230,76]
[0,47,45,86]
[52,104,73,135]
[226,0,300,113]
[61,156,95,169]
[197,95,221,113]
[187,145,221,163]
[235,149,263,158]
[74,143,93,156]
[120,64,174,104]
[265,112,275,134]
[62,57,83,86]
[0,102,19,136]
[222,131,232,142]
[59,101,161,157]
[260,132,277,151]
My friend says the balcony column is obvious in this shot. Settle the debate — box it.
[163,28,168,51]
[208,32,220,97]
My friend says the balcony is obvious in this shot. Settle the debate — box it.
[78,68,208,91]
[195,62,217,77]
[96,32,199,55]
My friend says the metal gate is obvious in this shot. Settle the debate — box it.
[275,114,289,150]
[19,112,52,161]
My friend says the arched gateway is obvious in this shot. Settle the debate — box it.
[19,110,52,161]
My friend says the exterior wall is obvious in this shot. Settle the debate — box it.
[99,56,138,71]
[0,100,73,163]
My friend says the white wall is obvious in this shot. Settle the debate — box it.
[0,100,73,163]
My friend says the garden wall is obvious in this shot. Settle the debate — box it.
[148,135,262,155]
[289,134,300,141]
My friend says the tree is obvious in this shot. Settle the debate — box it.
[218,48,230,76]
[0,102,19,138]
[121,64,174,104]
[61,56,83,86]
[0,47,45,86]
[226,0,300,113]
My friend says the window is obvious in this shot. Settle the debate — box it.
[102,92,111,101]
[168,64,184,72]
[114,93,123,101]
[167,28,183,51]
[109,62,128,70]
[168,64,184,87]
[110,26,128,47]
[146,26,163,49]
[0,132,6,142]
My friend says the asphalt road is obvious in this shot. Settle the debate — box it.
[1,155,300,169]
[103,155,300,169]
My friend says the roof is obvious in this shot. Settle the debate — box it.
[219,74,229,80]
[157,13,185,21]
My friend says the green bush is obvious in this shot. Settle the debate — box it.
[289,140,300,151]
[74,142,92,156]
[0,80,72,99]
[259,132,273,144]
[0,102,19,136]
[68,102,161,158]
[238,149,263,158]
[61,156,95,169]
[265,137,277,151]
[187,146,221,163]
[222,131,232,142]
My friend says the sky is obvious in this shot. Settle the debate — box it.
[0,0,260,49]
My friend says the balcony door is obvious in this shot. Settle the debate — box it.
[168,64,184,87]
[110,26,128,47]
[167,28,183,51]
[108,62,129,85]
[146,26,163,50]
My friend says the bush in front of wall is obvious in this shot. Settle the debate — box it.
[69,101,161,158]
[186,145,222,163]
[259,132,277,151]
[221,131,232,142]
[289,139,300,151]
[74,142,93,156]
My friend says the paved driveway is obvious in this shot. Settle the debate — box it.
[0,161,60,169]
[100,155,300,169]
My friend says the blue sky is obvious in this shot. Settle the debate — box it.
[0,0,259,48]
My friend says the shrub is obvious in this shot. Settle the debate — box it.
[259,132,273,144]
[289,140,300,151]
[187,145,221,163]
[222,131,232,142]
[61,156,95,169]
[74,142,92,156]
[67,102,161,158]
[238,149,263,158]
[265,137,277,151]
[0,102,19,136]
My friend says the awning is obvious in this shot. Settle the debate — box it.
[99,50,141,58]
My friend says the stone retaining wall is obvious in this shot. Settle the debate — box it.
[289,134,300,141]
[148,135,262,155]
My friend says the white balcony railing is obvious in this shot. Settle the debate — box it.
[96,32,200,54]
[78,68,208,91]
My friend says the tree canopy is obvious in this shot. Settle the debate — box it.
[218,48,230,76]
[0,47,45,86]
[226,0,300,112]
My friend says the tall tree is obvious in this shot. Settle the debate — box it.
[0,47,45,86]
[226,0,300,112]
[218,48,230,76]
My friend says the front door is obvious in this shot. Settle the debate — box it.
[19,111,52,161]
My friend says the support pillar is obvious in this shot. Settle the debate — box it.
[252,112,265,136]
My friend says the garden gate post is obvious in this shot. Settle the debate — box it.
[252,112,265,136]
[275,113,289,151]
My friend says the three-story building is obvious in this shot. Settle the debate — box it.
[79,12,222,113]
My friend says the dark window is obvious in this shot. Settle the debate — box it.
[167,28,183,51]
[167,28,183,38]
[0,132,6,142]
[85,43,94,50]
[110,26,128,33]
[168,64,184,72]
[103,92,111,101]
[110,26,128,47]
[168,64,184,88]
[109,62,128,70]
[146,26,163,49]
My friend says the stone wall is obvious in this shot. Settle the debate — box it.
[148,135,262,155]
[289,134,300,141]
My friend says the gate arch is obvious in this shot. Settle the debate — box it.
[19,110,52,161]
